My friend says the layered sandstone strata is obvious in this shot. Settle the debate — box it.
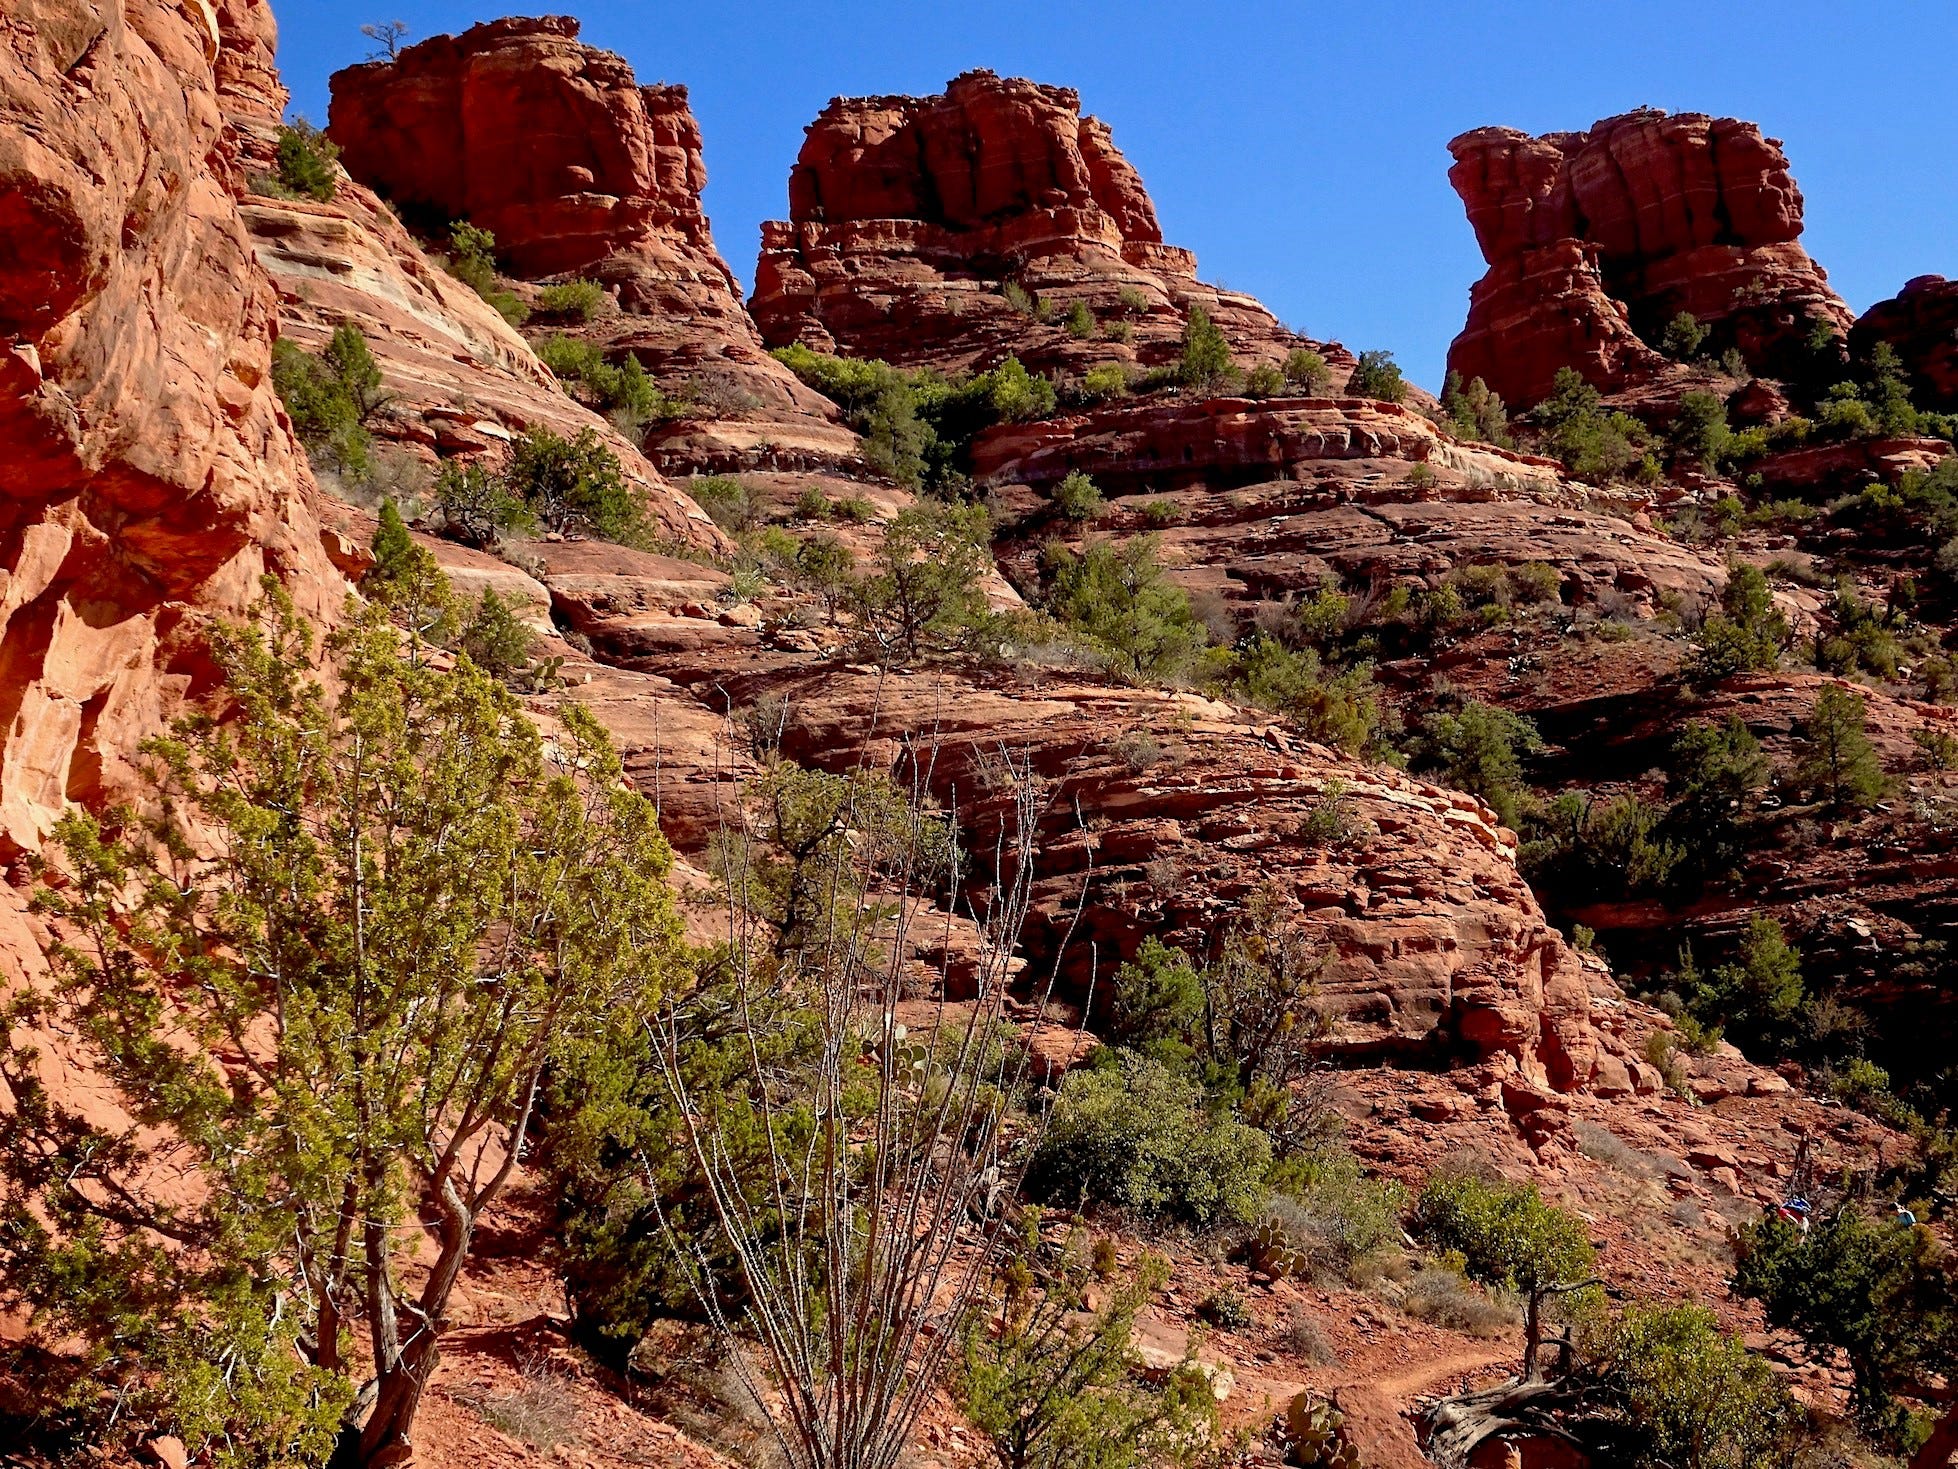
[0,0,347,860]
[1447,110,1853,406]
[326,15,853,473]
[751,70,1345,380]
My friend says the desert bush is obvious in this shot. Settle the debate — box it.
[1796,684,1886,811]
[852,502,992,663]
[1082,363,1130,402]
[688,475,763,533]
[1348,350,1405,403]
[1064,301,1097,339]
[1230,635,1390,757]
[1660,311,1709,360]
[503,427,647,544]
[1440,371,1512,446]
[272,117,339,201]
[1409,701,1542,830]
[535,278,606,321]
[1413,1169,1598,1377]
[1532,368,1655,482]
[1041,534,1208,683]
[1024,1053,1273,1227]
[446,221,528,325]
[1254,1145,1408,1282]
[1693,562,1789,680]
[433,460,532,548]
[1178,304,1236,393]
[1284,348,1333,393]
[1399,1263,1517,1338]
[271,322,388,478]
[1244,362,1287,398]
[1590,1303,1793,1469]
[1051,470,1106,523]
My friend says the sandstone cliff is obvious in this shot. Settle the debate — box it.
[326,15,855,474]
[750,70,1346,380]
[0,0,346,861]
[1853,274,1958,412]
[1447,110,1854,406]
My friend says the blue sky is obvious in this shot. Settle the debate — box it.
[274,2,1958,390]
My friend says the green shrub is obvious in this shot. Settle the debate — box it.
[1348,350,1405,403]
[1814,579,1902,679]
[689,475,762,533]
[271,322,388,478]
[1592,1303,1793,1469]
[1001,281,1040,317]
[433,460,533,548]
[1409,701,1542,829]
[1104,938,1206,1068]
[1117,286,1151,315]
[956,1243,1216,1469]
[851,502,992,663]
[1024,1053,1273,1226]
[1139,500,1177,528]
[1693,562,1788,680]
[1283,349,1332,393]
[1670,391,1731,469]
[1041,535,1208,683]
[1230,635,1388,757]
[1051,470,1105,523]
[1796,684,1886,811]
[1660,312,1709,360]
[1256,1145,1408,1282]
[1082,363,1129,403]
[1688,917,1805,1056]
[1439,371,1511,446]
[504,427,647,544]
[1063,301,1096,339]
[1663,716,1770,881]
[1523,792,1683,903]
[793,487,832,520]
[1532,368,1654,481]
[534,336,664,424]
[273,117,339,201]
[534,279,606,321]
[447,222,528,326]
[1178,304,1235,393]
[1244,362,1286,398]
[458,589,538,680]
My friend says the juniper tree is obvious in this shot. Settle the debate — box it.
[0,590,686,1467]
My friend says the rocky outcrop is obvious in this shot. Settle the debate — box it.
[325,16,853,474]
[0,0,347,859]
[1447,110,1854,406]
[751,70,1342,379]
[971,396,1568,496]
[1852,274,1958,412]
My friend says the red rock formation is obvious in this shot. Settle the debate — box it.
[751,70,1341,379]
[1852,274,1958,412]
[0,0,346,860]
[325,16,852,473]
[1447,110,1853,406]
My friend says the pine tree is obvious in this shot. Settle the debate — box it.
[1797,684,1886,811]
[1178,304,1233,392]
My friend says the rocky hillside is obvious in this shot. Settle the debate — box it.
[3,7,1956,1469]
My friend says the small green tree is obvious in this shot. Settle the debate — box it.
[852,502,992,662]
[1105,939,1207,1068]
[1414,1170,1599,1379]
[1797,684,1886,811]
[1592,1303,1793,1469]
[1025,1053,1273,1227]
[1230,635,1387,756]
[1042,535,1208,683]
[1051,470,1105,523]
[1690,917,1804,1056]
[1348,350,1406,403]
[1660,312,1709,360]
[433,460,532,548]
[274,117,340,201]
[503,427,647,544]
[1178,304,1234,393]
[271,323,389,478]
[1410,701,1542,829]
[1283,348,1332,393]
[0,594,686,1466]
[793,532,857,623]
[1671,391,1731,468]
[1734,1209,1958,1457]
[957,1229,1216,1469]
[1693,563,1788,680]
[1440,371,1512,446]
[1063,300,1097,340]
[457,588,536,679]
[1663,716,1770,881]
[365,500,456,650]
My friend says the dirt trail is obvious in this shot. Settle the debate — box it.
[1362,1347,1512,1399]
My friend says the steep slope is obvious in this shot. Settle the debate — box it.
[326,16,855,474]
[750,69,1350,380]
[1448,110,1854,406]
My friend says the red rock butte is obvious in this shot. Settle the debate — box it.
[1446,109,1853,406]
[1853,274,1958,413]
[751,69,1336,377]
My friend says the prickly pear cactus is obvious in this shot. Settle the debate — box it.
[1251,1214,1306,1279]
[1285,1393,1360,1469]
